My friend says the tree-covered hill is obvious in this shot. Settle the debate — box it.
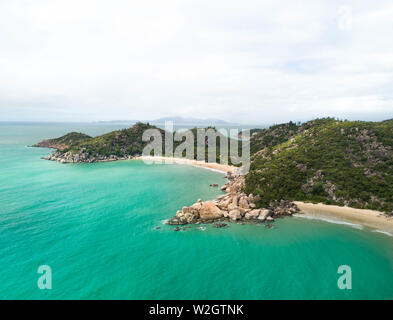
[35,122,238,163]
[33,132,91,150]
[245,119,393,213]
[247,118,337,155]
[66,122,164,158]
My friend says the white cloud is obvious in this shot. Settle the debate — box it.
[0,0,392,123]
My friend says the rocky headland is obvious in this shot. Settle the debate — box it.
[32,140,68,151]
[167,172,300,227]
[41,150,135,163]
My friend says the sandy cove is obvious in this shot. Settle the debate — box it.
[134,156,239,174]
[137,157,393,234]
[294,201,393,234]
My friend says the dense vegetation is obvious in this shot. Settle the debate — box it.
[33,132,91,149]
[48,132,91,145]
[245,119,393,214]
[65,123,163,157]
[246,118,337,154]
[50,132,92,145]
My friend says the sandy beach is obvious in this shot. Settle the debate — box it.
[136,157,393,235]
[294,201,393,234]
[134,155,239,174]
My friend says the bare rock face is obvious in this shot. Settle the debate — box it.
[217,197,231,210]
[199,201,223,221]
[258,209,271,221]
[184,212,198,223]
[227,203,238,211]
[40,148,133,164]
[182,205,200,217]
[228,209,242,221]
[238,197,250,209]
[269,200,299,216]
[174,210,197,224]
[229,176,245,193]
[245,209,261,220]
[231,196,239,207]
[191,202,202,211]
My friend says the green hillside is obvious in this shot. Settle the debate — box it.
[33,132,91,149]
[248,118,337,154]
[66,122,163,157]
[37,122,237,163]
[246,119,393,213]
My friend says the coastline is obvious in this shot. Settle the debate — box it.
[135,157,393,235]
[39,149,393,235]
[294,201,393,234]
[133,155,238,174]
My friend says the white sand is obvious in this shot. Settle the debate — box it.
[133,156,239,174]
[294,201,393,233]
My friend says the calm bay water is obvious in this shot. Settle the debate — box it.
[0,123,392,299]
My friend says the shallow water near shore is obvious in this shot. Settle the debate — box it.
[0,123,393,300]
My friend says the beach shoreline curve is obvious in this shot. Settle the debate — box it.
[294,201,393,234]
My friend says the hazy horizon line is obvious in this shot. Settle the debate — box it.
[1,115,391,127]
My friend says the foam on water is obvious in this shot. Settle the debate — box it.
[372,230,393,237]
[294,214,364,230]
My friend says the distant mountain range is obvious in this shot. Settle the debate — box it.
[150,117,235,125]
[97,117,236,126]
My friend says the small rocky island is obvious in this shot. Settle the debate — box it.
[167,172,300,227]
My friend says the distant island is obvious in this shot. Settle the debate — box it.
[33,118,393,231]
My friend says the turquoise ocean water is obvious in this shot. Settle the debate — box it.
[0,122,392,300]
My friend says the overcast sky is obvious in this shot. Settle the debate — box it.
[0,0,392,124]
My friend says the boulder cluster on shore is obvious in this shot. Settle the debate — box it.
[41,151,134,163]
[167,172,300,226]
